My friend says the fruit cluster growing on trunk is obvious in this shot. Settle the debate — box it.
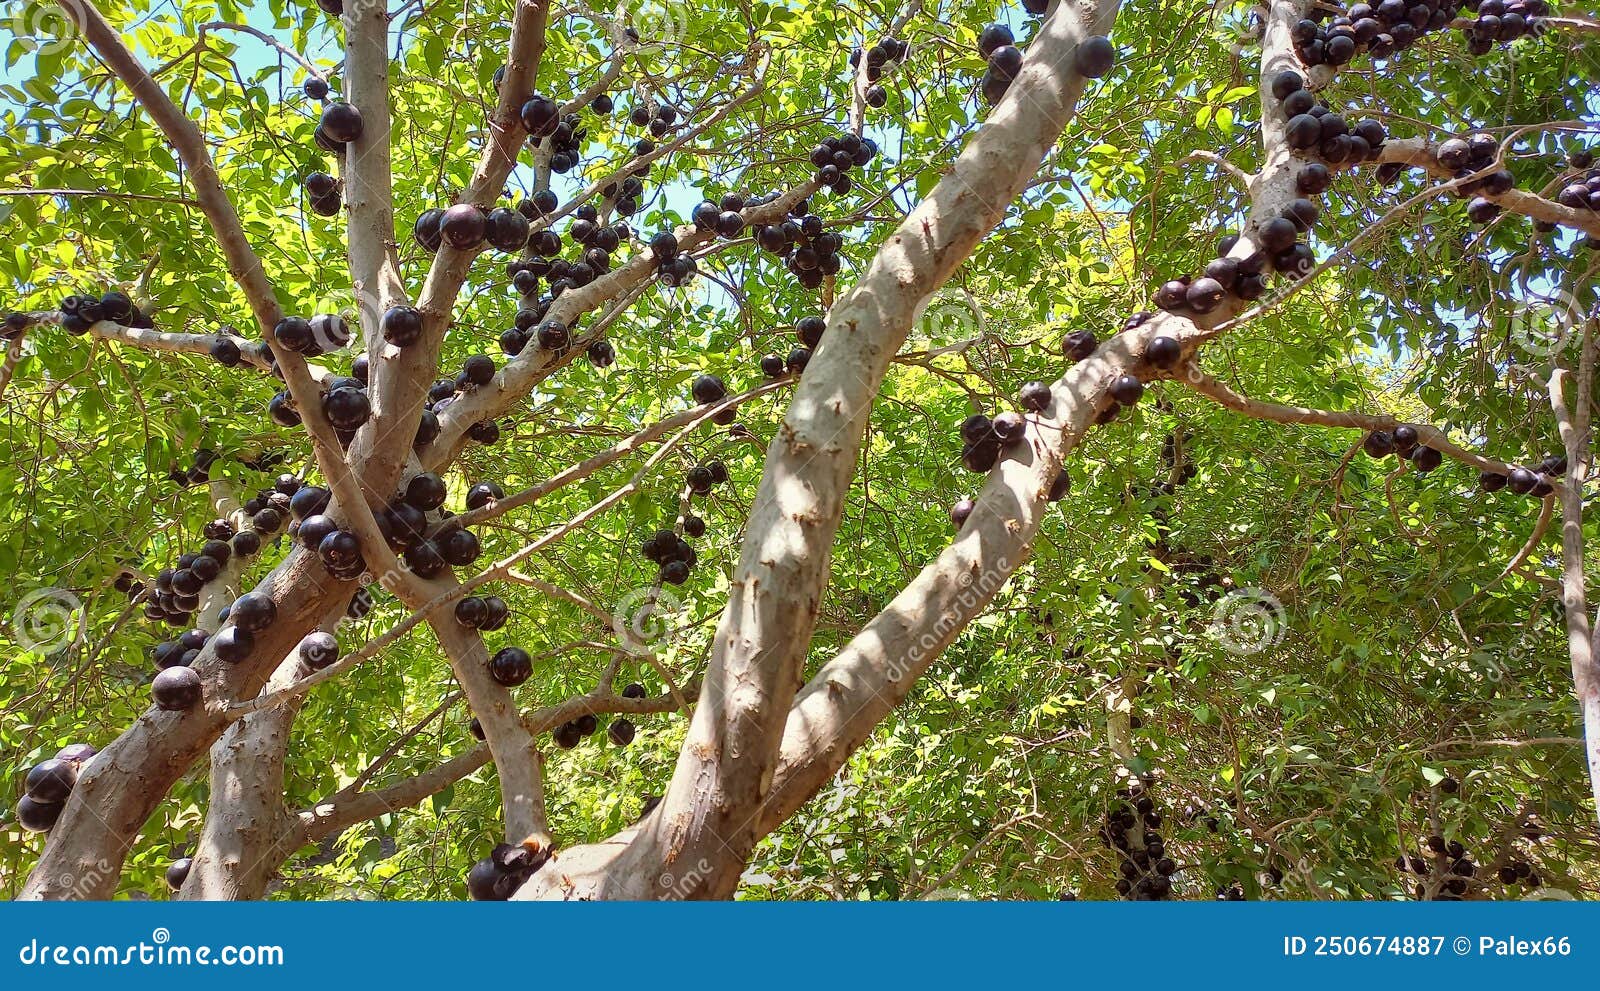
[1100,779,1177,900]
[807,131,875,200]
[851,36,909,110]
[466,840,550,901]
[1293,0,1547,67]
[745,192,856,291]
[14,745,95,834]
[978,15,1116,105]
[55,289,155,334]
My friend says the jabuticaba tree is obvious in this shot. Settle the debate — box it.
[1,0,1598,900]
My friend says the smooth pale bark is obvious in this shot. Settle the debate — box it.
[752,0,1331,847]
[515,0,1333,899]
[176,653,308,901]
[22,0,546,898]
[19,548,353,899]
[352,0,551,496]
[341,0,412,484]
[425,600,547,841]
[167,0,413,905]
[517,0,1123,901]
[1547,346,1600,824]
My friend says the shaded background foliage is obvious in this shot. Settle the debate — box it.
[2,0,1598,897]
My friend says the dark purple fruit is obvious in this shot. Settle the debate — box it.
[961,438,1001,473]
[991,411,1027,444]
[299,631,340,670]
[230,593,277,633]
[1063,330,1098,361]
[1259,217,1298,253]
[1075,36,1115,77]
[1186,277,1227,313]
[24,759,77,804]
[1286,114,1322,149]
[988,45,1024,81]
[213,626,255,663]
[382,305,424,347]
[440,204,487,250]
[950,498,976,529]
[17,795,63,833]
[1155,280,1189,311]
[405,472,448,511]
[413,209,445,252]
[601,717,634,746]
[319,101,364,143]
[978,23,1014,58]
[466,481,505,511]
[1271,70,1304,100]
[1507,467,1537,494]
[439,527,481,567]
[1145,336,1182,369]
[691,374,727,405]
[960,413,993,445]
[488,647,532,686]
[165,857,192,891]
[1109,375,1144,406]
[151,666,202,711]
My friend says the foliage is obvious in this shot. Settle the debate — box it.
[2,0,1598,898]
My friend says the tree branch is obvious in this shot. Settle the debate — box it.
[1546,325,1600,824]
[351,0,551,497]
[1179,366,1519,475]
[292,684,694,849]
[64,0,401,585]
[453,378,791,528]
[1372,137,1600,239]
[523,0,1125,901]
[428,606,547,841]
[229,384,762,720]
[22,311,276,373]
